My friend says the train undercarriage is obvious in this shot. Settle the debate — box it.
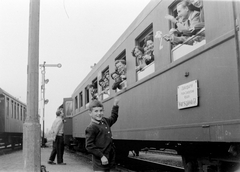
[0,133,22,149]
[67,136,240,172]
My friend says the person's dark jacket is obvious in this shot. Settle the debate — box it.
[85,105,119,171]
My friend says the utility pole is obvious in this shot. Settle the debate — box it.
[39,62,61,147]
[23,0,41,171]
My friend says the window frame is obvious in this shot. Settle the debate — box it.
[85,86,90,106]
[168,0,206,62]
[79,92,83,108]
[11,100,14,118]
[114,50,127,92]
[6,98,9,116]
[99,67,110,100]
[134,24,155,81]
[75,96,78,110]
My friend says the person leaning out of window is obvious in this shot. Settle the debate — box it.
[132,46,146,72]
[143,35,154,65]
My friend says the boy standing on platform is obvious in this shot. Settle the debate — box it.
[85,97,120,172]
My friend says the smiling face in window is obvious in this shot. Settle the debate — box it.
[134,48,144,59]
[115,60,126,75]
[190,0,203,8]
[146,40,154,52]
[144,40,154,55]
[177,3,189,20]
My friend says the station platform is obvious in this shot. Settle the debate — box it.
[0,146,93,172]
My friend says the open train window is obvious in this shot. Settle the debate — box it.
[11,100,13,118]
[20,106,22,121]
[79,92,83,108]
[23,107,26,122]
[75,96,78,110]
[14,102,16,119]
[167,0,205,61]
[6,98,9,116]
[112,50,127,92]
[85,86,90,107]
[99,67,110,100]
[89,78,98,100]
[134,24,155,81]
[17,104,19,120]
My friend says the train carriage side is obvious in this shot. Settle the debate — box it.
[0,88,26,148]
[72,1,240,171]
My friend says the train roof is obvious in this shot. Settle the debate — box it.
[0,87,26,105]
[72,0,161,96]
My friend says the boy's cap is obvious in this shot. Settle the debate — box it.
[89,99,103,110]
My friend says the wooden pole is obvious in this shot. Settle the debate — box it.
[23,0,41,171]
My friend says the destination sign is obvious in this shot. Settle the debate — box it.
[177,80,198,109]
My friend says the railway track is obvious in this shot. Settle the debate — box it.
[68,148,184,172]
[134,149,183,168]
[121,156,184,172]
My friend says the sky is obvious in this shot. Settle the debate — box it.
[0,0,150,132]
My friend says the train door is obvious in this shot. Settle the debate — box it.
[63,97,73,148]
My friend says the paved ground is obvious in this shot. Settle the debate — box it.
[0,146,93,172]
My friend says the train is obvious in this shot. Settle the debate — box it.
[63,0,240,171]
[0,88,26,149]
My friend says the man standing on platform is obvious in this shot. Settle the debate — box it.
[48,105,66,165]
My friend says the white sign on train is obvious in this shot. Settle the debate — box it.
[177,80,198,109]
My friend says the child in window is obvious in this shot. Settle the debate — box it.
[115,60,127,80]
[88,84,98,100]
[99,79,104,88]
[103,72,110,88]
[143,35,154,65]
[111,71,122,90]
[132,46,146,71]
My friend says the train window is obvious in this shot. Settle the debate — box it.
[23,107,26,122]
[167,0,205,61]
[99,68,110,100]
[79,92,83,108]
[14,102,16,119]
[17,104,19,120]
[20,106,22,121]
[89,78,98,100]
[74,96,78,110]
[6,98,9,116]
[64,100,73,117]
[112,50,127,92]
[11,100,13,118]
[85,86,90,107]
[134,24,155,81]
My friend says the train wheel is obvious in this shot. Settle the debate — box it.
[181,156,198,172]
[115,147,129,164]
[11,137,15,150]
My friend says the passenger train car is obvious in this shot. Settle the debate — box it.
[0,88,26,148]
[64,0,240,171]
